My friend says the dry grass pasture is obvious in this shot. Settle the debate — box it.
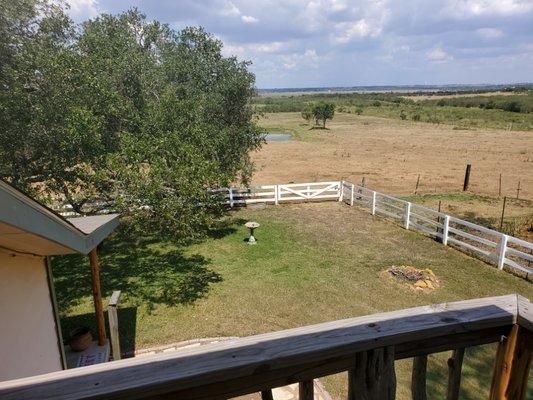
[254,112,533,199]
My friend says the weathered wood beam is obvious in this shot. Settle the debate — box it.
[411,355,427,400]
[0,295,519,400]
[445,348,465,400]
[489,324,532,400]
[89,248,106,346]
[260,390,274,400]
[299,380,313,400]
[348,347,396,400]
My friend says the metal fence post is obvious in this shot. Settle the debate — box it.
[274,185,279,205]
[442,215,450,246]
[338,181,344,202]
[229,188,234,208]
[350,184,354,206]
[404,202,411,230]
[371,191,376,215]
[497,234,508,270]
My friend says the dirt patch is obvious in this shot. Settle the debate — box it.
[386,265,440,291]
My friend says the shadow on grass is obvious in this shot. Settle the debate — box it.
[60,307,138,356]
[52,227,228,314]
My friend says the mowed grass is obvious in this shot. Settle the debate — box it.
[53,202,532,399]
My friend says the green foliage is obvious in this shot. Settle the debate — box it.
[421,93,533,114]
[312,102,335,128]
[301,109,313,123]
[0,2,264,242]
[253,90,533,130]
[400,110,407,120]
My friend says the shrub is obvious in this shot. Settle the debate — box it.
[412,113,421,121]
[372,100,381,107]
[400,110,407,120]
[502,101,522,113]
[355,107,364,115]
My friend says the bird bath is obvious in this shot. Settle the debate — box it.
[245,221,260,245]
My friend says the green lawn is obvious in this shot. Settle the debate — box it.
[52,202,532,399]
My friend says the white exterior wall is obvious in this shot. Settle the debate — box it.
[0,251,63,381]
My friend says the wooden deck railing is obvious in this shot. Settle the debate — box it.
[0,295,531,400]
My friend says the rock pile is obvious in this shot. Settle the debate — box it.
[387,265,439,290]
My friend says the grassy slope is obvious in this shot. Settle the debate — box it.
[254,91,533,131]
[53,202,532,399]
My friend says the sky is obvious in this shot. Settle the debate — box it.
[66,0,533,89]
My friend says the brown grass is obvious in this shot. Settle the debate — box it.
[253,112,533,200]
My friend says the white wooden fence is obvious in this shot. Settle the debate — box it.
[340,180,533,276]
[216,180,532,276]
[213,181,341,207]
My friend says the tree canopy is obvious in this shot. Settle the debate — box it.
[0,1,264,242]
[312,103,335,128]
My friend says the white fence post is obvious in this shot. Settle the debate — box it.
[404,202,411,230]
[350,184,354,206]
[229,188,234,208]
[371,191,376,215]
[274,185,279,205]
[497,234,508,270]
[338,181,344,202]
[442,215,450,246]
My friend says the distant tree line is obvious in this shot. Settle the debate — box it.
[0,1,264,242]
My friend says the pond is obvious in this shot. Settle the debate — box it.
[265,132,292,142]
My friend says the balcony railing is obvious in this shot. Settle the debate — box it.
[0,294,531,400]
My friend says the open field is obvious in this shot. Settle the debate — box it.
[254,112,533,198]
[403,91,527,101]
[254,90,533,130]
[53,202,532,399]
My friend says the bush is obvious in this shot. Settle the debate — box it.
[355,107,364,115]
[412,113,421,121]
[502,101,522,113]
[372,100,381,107]
[400,110,407,120]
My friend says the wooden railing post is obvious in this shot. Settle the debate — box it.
[347,347,396,400]
[446,348,465,400]
[261,389,274,400]
[404,202,411,230]
[442,215,450,246]
[299,380,313,400]
[229,188,234,208]
[490,324,532,400]
[108,290,122,361]
[350,183,354,206]
[339,181,344,202]
[498,234,508,270]
[274,185,279,205]
[89,248,106,346]
[371,191,376,215]
[411,355,427,400]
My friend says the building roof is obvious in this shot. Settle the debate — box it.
[0,180,119,256]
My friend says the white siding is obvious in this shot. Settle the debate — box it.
[0,251,62,381]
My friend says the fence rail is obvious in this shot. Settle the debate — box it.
[341,180,533,276]
[1,295,531,400]
[54,179,532,276]
[216,179,532,276]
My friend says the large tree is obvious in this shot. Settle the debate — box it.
[0,2,264,241]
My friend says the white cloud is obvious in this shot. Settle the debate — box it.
[333,19,382,43]
[66,0,99,18]
[220,1,241,17]
[445,0,533,18]
[426,47,453,61]
[221,44,246,57]
[476,27,504,38]
[241,15,259,24]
